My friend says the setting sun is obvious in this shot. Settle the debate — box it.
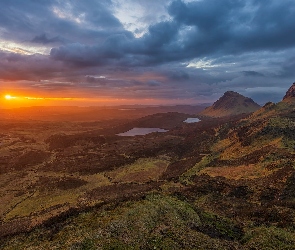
[4,95,16,100]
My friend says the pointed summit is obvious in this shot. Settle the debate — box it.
[282,82,295,101]
[201,91,260,117]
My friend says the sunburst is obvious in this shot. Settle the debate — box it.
[5,94,16,100]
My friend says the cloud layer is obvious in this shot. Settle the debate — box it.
[1,0,295,104]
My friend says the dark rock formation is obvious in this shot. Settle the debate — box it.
[283,82,295,101]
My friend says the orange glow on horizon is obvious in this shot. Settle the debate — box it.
[3,94,76,101]
[0,92,200,109]
[1,93,140,108]
[1,93,83,108]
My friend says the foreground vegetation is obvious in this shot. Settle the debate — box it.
[2,193,295,249]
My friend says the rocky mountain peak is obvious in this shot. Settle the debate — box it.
[283,82,295,100]
[223,91,242,97]
[200,91,260,117]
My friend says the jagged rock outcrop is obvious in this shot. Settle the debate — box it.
[282,82,295,101]
[200,91,260,117]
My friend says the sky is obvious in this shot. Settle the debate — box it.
[1,0,295,107]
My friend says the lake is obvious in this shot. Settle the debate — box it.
[184,118,201,123]
[117,127,168,136]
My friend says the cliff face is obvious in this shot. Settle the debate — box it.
[283,83,295,101]
[201,91,260,117]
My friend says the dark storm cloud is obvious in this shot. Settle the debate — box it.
[32,81,75,91]
[49,0,295,69]
[168,0,295,56]
[50,33,134,66]
[278,56,295,78]
[0,0,54,41]
[31,34,65,45]
[0,0,125,46]
[85,76,107,85]
[242,71,265,77]
[169,71,190,81]
[147,80,162,87]
[50,20,180,67]
[0,51,62,81]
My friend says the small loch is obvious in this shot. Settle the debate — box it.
[117,127,168,136]
[183,118,201,123]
